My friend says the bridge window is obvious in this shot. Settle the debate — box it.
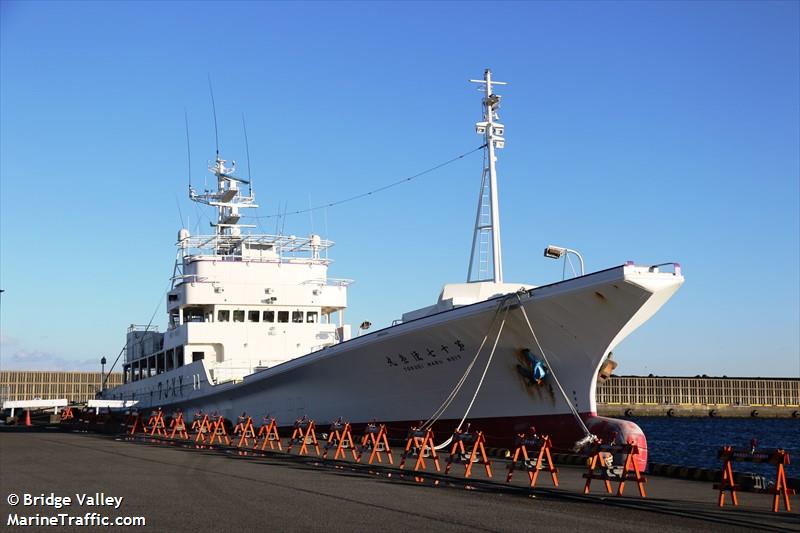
[307,311,318,323]
[233,310,245,322]
[292,311,304,323]
[218,310,230,322]
[248,310,260,322]
[183,307,206,323]
[192,351,204,362]
[263,310,275,323]
[278,311,289,323]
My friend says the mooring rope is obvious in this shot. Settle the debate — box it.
[418,296,514,450]
[516,295,596,446]
[420,297,510,431]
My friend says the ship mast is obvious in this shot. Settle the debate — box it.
[189,154,258,249]
[467,69,506,283]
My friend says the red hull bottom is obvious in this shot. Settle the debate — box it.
[336,412,648,472]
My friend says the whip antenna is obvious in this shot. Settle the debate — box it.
[207,75,220,158]
[184,109,193,193]
[242,113,253,197]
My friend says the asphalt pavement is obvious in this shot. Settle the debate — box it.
[0,429,797,532]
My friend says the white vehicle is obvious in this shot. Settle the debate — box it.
[101,70,683,468]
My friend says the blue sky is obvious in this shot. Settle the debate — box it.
[0,1,797,377]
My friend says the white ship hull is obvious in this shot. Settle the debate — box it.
[103,263,683,466]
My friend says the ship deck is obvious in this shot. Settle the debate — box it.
[1,429,795,532]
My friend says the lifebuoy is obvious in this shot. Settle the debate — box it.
[667,408,675,417]
[751,409,759,417]
[624,408,634,417]
[709,409,717,418]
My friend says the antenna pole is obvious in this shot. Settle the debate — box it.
[208,75,220,158]
[468,69,507,283]
[184,110,193,194]
[242,113,253,197]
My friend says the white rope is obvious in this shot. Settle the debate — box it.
[419,299,509,430]
[426,300,512,450]
[433,306,510,449]
[517,297,594,442]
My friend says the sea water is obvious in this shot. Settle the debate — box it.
[635,417,799,479]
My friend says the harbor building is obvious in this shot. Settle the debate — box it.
[0,371,123,403]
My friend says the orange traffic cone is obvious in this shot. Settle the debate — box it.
[24,410,32,427]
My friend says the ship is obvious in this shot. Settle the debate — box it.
[100,70,684,466]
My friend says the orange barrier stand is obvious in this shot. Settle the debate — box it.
[357,422,393,465]
[146,408,167,438]
[506,429,558,488]
[716,446,792,512]
[169,411,189,440]
[123,411,143,438]
[192,413,213,446]
[323,418,357,461]
[716,445,739,507]
[399,426,441,481]
[233,414,257,450]
[60,406,74,422]
[583,441,647,498]
[255,416,283,451]
[287,416,320,456]
[208,414,230,446]
[444,425,492,479]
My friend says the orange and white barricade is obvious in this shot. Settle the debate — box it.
[233,413,257,450]
[716,446,792,512]
[123,411,143,438]
[323,417,357,461]
[146,408,167,438]
[357,421,393,465]
[192,412,213,446]
[444,425,492,479]
[287,416,320,456]
[583,441,646,498]
[169,411,189,440]
[255,416,283,451]
[506,429,558,488]
[399,425,441,481]
[208,414,230,446]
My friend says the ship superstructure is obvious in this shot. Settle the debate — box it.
[124,155,351,387]
[104,70,683,468]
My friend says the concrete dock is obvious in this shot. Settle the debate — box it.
[0,429,797,532]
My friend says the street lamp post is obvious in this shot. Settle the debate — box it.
[100,356,107,391]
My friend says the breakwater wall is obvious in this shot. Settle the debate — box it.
[598,404,798,418]
[596,375,799,417]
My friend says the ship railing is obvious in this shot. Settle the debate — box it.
[179,233,334,255]
[301,278,354,287]
[127,324,159,333]
[647,262,682,275]
[170,274,211,284]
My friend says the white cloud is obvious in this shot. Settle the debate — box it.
[0,344,99,371]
